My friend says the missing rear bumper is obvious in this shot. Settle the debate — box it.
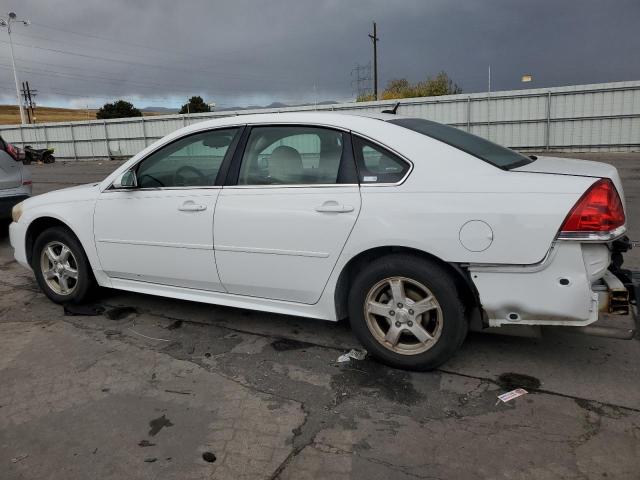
[567,269,639,340]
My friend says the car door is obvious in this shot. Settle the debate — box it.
[93,127,241,291]
[214,125,361,304]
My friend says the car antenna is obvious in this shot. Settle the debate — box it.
[382,102,400,114]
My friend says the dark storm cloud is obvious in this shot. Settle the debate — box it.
[1,0,639,108]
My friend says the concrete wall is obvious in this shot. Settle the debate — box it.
[1,80,639,160]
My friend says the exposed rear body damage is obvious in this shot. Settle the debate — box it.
[470,155,636,334]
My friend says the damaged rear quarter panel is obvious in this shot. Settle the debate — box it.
[469,242,605,326]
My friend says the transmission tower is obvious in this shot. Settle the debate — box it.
[351,62,372,99]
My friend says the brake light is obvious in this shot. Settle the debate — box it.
[5,143,19,161]
[560,179,625,232]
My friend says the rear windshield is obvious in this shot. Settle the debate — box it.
[388,118,533,170]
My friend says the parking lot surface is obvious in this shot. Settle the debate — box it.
[1,153,639,479]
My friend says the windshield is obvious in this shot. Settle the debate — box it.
[388,118,533,170]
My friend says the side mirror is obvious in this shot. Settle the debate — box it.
[113,170,137,189]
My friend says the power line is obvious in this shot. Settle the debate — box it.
[29,21,210,60]
[0,81,173,102]
[0,38,238,78]
[13,30,250,76]
[0,56,212,91]
[0,38,299,85]
[0,61,253,95]
[13,30,176,64]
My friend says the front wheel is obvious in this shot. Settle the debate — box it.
[32,227,94,304]
[348,254,467,371]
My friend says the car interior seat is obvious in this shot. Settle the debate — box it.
[268,145,303,184]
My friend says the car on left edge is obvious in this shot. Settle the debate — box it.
[0,135,31,222]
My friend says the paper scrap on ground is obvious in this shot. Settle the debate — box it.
[337,349,367,363]
[496,388,528,404]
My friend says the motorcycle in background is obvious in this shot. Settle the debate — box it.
[23,145,55,165]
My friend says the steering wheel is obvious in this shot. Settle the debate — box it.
[174,165,207,186]
[138,173,164,188]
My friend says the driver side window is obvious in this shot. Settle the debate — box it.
[136,128,239,188]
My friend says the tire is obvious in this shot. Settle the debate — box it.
[0,219,10,237]
[348,254,467,371]
[32,226,95,304]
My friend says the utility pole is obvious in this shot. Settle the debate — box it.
[26,81,36,123]
[487,66,491,138]
[0,12,31,124]
[368,22,379,100]
[20,81,37,124]
[21,82,31,124]
[313,83,318,109]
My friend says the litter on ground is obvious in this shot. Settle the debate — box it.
[337,349,367,363]
[496,388,528,404]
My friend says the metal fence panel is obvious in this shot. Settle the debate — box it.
[1,80,639,160]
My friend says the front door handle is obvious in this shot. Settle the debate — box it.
[178,201,207,212]
[315,201,354,213]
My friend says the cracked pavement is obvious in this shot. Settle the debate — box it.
[1,154,640,479]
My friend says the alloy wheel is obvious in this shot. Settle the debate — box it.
[40,241,79,296]
[364,276,443,355]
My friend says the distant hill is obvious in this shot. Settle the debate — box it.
[0,105,171,125]
[0,105,97,125]
[140,106,179,113]
[217,100,339,112]
[265,102,290,108]
[0,100,342,125]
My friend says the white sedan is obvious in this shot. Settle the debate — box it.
[9,112,637,370]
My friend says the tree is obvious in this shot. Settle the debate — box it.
[356,92,376,102]
[414,71,462,97]
[96,100,142,119]
[179,96,211,114]
[381,78,412,100]
[358,71,462,101]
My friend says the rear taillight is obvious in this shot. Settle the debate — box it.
[5,143,19,161]
[560,178,625,233]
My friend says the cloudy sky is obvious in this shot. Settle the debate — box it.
[1,0,639,110]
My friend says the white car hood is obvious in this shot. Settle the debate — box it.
[22,182,100,209]
[513,156,625,205]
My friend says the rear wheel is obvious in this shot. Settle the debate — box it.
[348,254,467,370]
[32,227,94,304]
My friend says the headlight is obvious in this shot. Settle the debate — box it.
[11,201,24,223]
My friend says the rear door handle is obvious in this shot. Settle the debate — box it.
[315,201,354,213]
[178,201,207,212]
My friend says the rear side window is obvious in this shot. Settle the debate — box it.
[388,118,532,170]
[237,126,352,185]
[353,136,410,184]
